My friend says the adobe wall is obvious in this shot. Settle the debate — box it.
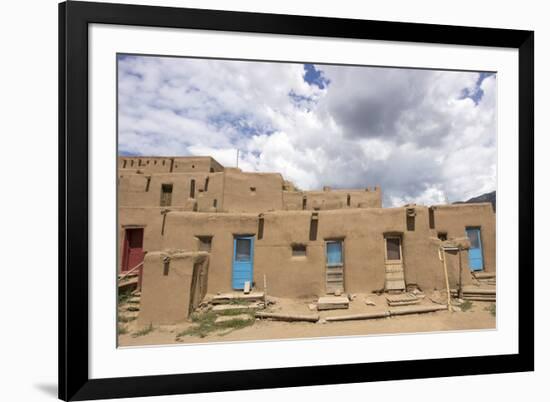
[118,156,224,175]
[283,187,382,210]
[161,212,258,294]
[118,207,169,273]
[221,169,285,212]
[138,250,209,325]
[148,205,489,298]
[119,172,211,209]
[118,156,382,212]
[431,203,496,273]
[196,172,224,212]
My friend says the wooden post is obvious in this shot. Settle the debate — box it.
[458,247,463,300]
[441,248,452,311]
[263,274,267,306]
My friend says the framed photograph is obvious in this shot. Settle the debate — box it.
[59,1,534,400]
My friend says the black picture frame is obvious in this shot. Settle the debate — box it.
[59,1,534,400]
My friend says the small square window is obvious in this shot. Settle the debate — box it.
[197,236,213,252]
[250,186,256,192]
[437,232,448,241]
[292,244,307,257]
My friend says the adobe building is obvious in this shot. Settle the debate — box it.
[118,156,495,325]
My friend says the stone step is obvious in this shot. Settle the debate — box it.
[317,296,349,311]
[211,292,265,305]
[127,297,141,304]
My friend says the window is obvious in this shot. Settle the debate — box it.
[250,186,256,193]
[235,238,252,261]
[204,177,209,192]
[302,196,307,210]
[466,228,481,249]
[437,232,448,241]
[197,236,213,252]
[213,199,217,208]
[386,237,401,261]
[190,179,196,198]
[326,240,343,266]
[258,216,265,240]
[309,213,318,241]
[429,207,435,229]
[160,184,173,206]
[347,194,351,206]
[292,244,307,257]
[145,177,151,192]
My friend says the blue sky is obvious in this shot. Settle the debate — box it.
[118,55,496,206]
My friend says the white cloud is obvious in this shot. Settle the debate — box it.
[118,55,496,207]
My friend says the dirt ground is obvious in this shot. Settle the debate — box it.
[118,293,496,347]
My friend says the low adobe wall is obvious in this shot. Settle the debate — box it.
[138,250,209,326]
[150,205,488,298]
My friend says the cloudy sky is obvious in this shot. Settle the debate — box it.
[118,55,496,207]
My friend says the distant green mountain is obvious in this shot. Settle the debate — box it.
[454,191,496,212]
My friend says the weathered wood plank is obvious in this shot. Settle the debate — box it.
[389,305,447,316]
[255,312,319,322]
[325,312,389,322]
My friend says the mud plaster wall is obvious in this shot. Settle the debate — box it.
[283,188,382,210]
[432,203,496,273]
[161,212,258,294]
[118,207,188,273]
[118,156,224,174]
[221,170,285,212]
[119,173,209,208]
[119,202,493,295]
[196,172,224,212]
[138,251,209,325]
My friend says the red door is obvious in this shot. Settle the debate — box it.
[122,228,144,272]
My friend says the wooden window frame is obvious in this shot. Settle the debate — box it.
[384,235,403,263]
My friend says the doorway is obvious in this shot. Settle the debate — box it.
[384,235,405,291]
[232,236,254,290]
[465,227,484,271]
[325,239,344,294]
[121,228,144,273]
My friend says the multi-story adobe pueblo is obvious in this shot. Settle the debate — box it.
[117,156,496,325]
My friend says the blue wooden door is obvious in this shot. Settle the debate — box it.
[325,240,344,294]
[326,241,343,266]
[232,236,254,290]
[466,228,483,271]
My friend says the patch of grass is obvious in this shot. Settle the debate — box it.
[485,303,496,316]
[177,311,255,339]
[132,323,154,337]
[216,307,257,316]
[118,324,129,335]
[460,300,474,312]
[118,289,133,305]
